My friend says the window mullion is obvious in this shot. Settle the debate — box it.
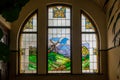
[72,8,81,74]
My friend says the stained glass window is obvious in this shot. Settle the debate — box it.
[48,6,70,26]
[48,5,71,73]
[19,14,37,73]
[18,7,99,74]
[81,14,98,73]
[23,15,37,32]
[81,15,95,32]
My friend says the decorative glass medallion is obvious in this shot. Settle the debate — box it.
[53,6,66,18]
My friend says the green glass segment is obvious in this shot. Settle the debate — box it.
[28,47,37,70]
[82,46,90,70]
[48,29,71,73]
[48,52,70,71]
[82,14,98,73]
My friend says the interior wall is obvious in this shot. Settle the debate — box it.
[10,0,107,80]
[106,0,120,80]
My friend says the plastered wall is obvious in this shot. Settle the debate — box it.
[10,0,108,80]
[106,0,120,80]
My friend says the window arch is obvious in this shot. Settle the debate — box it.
[19,12,37,73]
[81,12,99,73]
[18,7,100,74]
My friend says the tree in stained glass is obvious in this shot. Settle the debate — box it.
[85,18,93,29]
[53,6,66,18]
[28,46,37,70]
[82,43,90,70]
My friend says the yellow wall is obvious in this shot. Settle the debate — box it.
[10,0,108,80]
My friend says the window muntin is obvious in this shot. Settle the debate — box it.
[48,5,71,73]
[19,14,37,73]
[81,14,98,73]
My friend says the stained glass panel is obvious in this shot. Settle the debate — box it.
[82,34,98,73]
[23,14,37,32]
[81,14,95,32]
[53,6,66,18]
[81,14,98,73]
[48,6,70,26]
[48,28,71,73]
[20,34,37,73]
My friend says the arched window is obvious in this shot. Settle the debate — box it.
[47,5,71,73]
[18,6,99,74]
[81,12,99,73]
[19,13,37,73]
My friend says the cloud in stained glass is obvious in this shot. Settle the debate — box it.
[82,43,90,49]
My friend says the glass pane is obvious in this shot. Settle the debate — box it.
[82,34,98,73]
[48,6,70,27]
[23,14,37,32]
[48,28,71,73]
[81,14,95,32]
[20,34,37,73]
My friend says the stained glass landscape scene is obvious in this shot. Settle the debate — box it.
[48,28,71,73]
[20,14,37,73]
[82,14,98,73]
[20,34,37,73]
